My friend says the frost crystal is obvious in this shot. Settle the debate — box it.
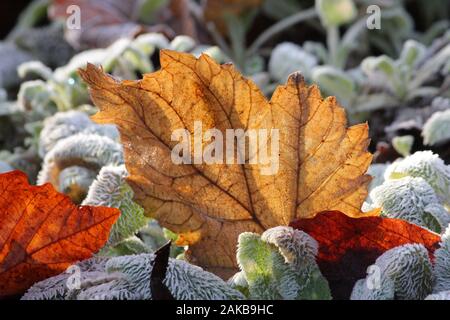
[22,254,244,300]
[231,226,331,300]
[351,244,433,300]
[370,176,450,233]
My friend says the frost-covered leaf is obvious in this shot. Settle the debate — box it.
[17,80,55,120]
[22,253,244,300]
[423,109,450,146]
[269,42,318,82]
[312,66,356,107]
[169,35,196,52]
[20,257,109,300]
[351,244,433,300]
[399,40,426,67]
[83,165,147,248]
[383,151,450,206]
[37,133,123,202]
[370,177,450,233]
[39,110,119,157]
[433,225,450,293]
[231,226,331,300]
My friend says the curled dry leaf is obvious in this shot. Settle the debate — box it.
[49,0,176,49]
[0,170,120,298]
[79,50,372,276]
[291,211,441,299]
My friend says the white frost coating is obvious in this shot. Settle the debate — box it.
[423,109,450,146]
[370,176,450,232]
[37,133,123,185]
[351,278,395,300]
[37,111,122,202]
[165,259,244,300]
[261,226,318,271]
[22,254,243,300]
[82,165,147,247]
[384,151,450,206]
[39,110,119,157]
[269,42,318,82]
[376,244,433,299]
[425,290,450,300]
[351,244,433,300]
[22,257,109,300]
[39,111,91,157]
[433,225,450,293]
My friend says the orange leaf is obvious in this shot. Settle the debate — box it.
[79,50,372,276]
[0,170,120,298]
[290,211,441,299]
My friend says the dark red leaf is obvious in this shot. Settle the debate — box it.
[290,210,441,300]
[0,170,120,298]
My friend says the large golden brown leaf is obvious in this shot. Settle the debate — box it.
[79,50,372,276]
[0,171,120,298]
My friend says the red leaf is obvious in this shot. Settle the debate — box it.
[0,171,120,298]
[290,211,441,300]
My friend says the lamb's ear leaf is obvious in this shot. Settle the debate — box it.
[150,241,174,300]
[233,226,331,300]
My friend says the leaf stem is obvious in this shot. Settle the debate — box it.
[327,25,340,67]
[246,7,317,56]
